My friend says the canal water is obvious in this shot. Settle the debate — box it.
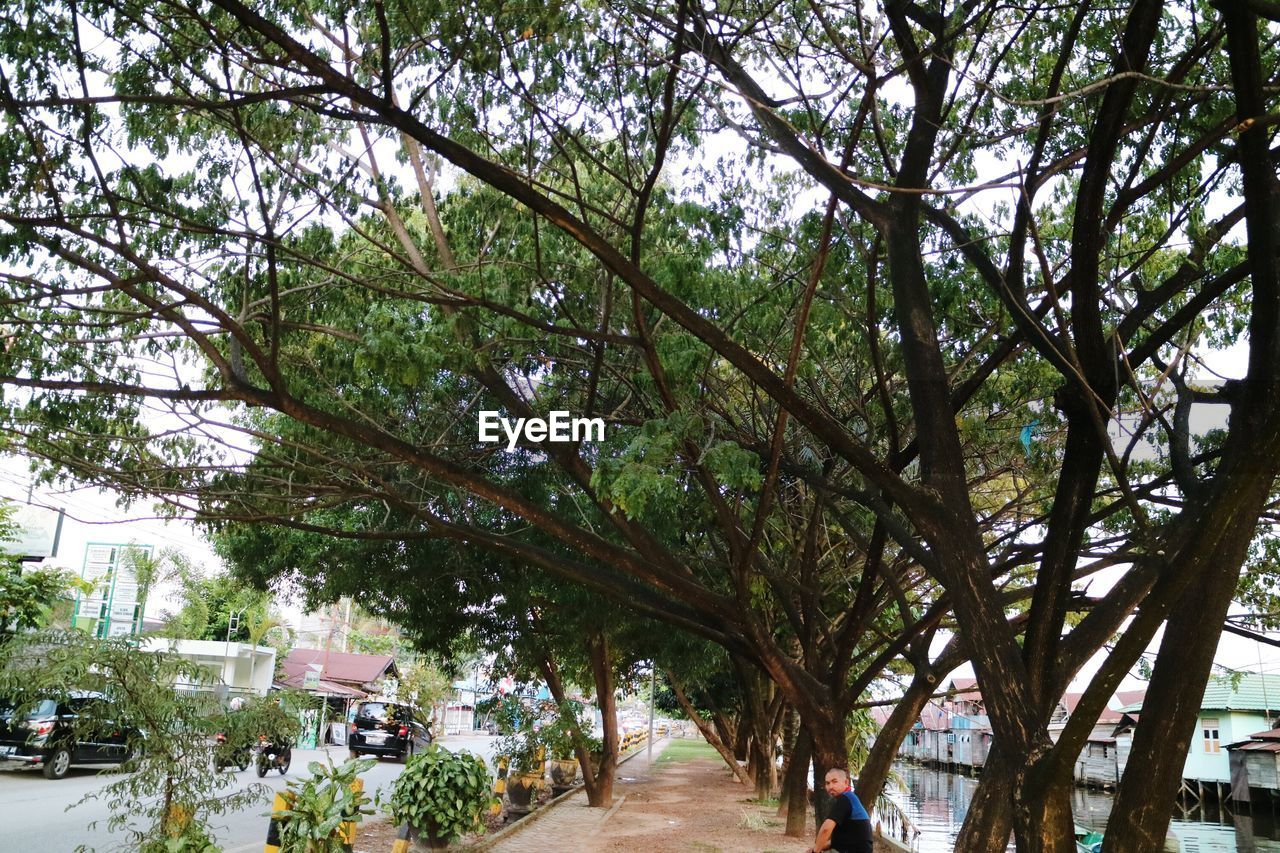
[884,762,1280,851]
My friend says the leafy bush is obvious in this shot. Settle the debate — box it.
[540,699,600,761]
[274,756,378,853]
[0,506,89,639]
[389,743,494,846]
[485,695,546,773]
[219,691,304,749]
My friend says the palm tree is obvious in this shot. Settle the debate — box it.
[244,603,290,692]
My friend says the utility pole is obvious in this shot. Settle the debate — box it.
[341,597,353,653]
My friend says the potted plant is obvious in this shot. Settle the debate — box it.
[542,700,596,792]
[496,733,545,813]
[274,756,378,853]
[544,725,578,792]
[489,696,545,815]
[388,744,494,850]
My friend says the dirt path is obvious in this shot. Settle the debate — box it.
[598,755,801,853]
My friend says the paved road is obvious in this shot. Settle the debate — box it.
[0,735,497,853]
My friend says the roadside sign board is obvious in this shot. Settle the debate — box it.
[72,543,153,638]
[110,601,137,622]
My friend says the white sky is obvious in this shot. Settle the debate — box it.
[0,455,222,618]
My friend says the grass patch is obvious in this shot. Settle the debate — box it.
[657,738,720,764]
[739,808,781,831]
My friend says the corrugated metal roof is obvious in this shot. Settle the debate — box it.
[1227,740,1280,753]
[1120,673,1280,714]
[281,649,397,686]
[273,675,366,698]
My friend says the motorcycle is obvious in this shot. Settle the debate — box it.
[254,735,292,777]
[214,731,251,772]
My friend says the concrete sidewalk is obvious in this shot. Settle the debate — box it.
[477,743,661,852]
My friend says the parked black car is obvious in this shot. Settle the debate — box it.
[0,691,141,779]
[347,700,431,762]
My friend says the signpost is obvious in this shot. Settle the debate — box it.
[71,543,153,639]
[0,505,63,560]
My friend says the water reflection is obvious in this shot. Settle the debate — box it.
[885,762,1280,852]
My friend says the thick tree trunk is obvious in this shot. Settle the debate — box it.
[587,631,618,807]
[745,739,761,790]
[855,669,938,808]
[732,718,750,762]
[807,720,848,832]
[777,706,799,817]
[954,740,1015,850]
[1011,759,1077,853]
[765,695,784,797]
[731,656,775,798]
[1104,510,1264,850]
[739,664,777,800]
[956,733,1075,852]
[784,729,812,837]
[810,751,833,835]
[751,739,772,801]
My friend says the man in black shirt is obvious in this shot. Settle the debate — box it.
[809,767,874,853]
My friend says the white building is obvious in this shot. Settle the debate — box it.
[140,638,276,697]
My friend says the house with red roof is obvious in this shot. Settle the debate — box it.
[275,649,401,746]
[1050,689,1145,787]
[892,679,1145,785]
[898,678,992,769]
[276,648,399,698]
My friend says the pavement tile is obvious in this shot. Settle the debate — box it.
[486,746,660,851]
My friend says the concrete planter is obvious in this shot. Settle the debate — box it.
[549,758,578,791]
[505,771,542,815]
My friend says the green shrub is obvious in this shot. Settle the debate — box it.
[274,757,378,852]
[540,700,600,761]
[0,631,278,851]
[486,695,546,773]
[389,744,494,846]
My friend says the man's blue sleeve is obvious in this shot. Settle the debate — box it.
[842,790,870,821]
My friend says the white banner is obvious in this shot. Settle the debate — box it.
[75,543,153,637]
[111,580,138,604]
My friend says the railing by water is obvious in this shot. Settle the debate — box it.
[874,790,922,850]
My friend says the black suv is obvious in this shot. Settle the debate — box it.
[347,701,431,762]
[0,691,140,779]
